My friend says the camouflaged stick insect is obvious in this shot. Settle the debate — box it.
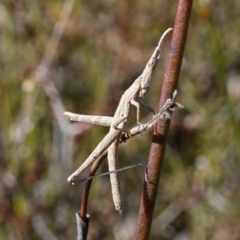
[64,28,173,215]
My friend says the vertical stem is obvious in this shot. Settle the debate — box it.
[80,151,107,217]
[134,0,193,239]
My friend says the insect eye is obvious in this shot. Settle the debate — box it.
[140,87,149,96]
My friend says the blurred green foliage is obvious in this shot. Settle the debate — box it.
[1,0,240,239]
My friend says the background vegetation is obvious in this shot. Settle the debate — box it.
[1,0,240,239]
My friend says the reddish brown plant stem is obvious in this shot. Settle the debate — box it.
[80,151,107,217]
[134,0,193,239]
